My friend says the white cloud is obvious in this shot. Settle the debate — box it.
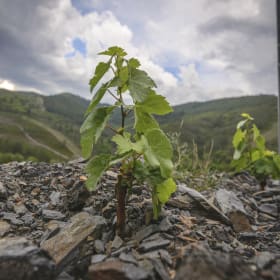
[0,0,277,105]
[0,80,15,91]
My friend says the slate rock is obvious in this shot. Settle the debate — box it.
[67,180,90,211]
[88,260,151,280]
[139,238,170,252]
[134,224,161,243]
[94,239,105,254]
[1,212,24,225]
[175,244,261,280]
[91,254,107,264]
[112,235,124,250]
[258,203,278,218]
[56,271,75,280]
[215,189,252,232]
[119,252,138,265]
[41,212,106,267]
[42,209,66,221]
[179,185,231,225]
[0,237,55,280]
[0,182,7,199]
[0,220,11,237]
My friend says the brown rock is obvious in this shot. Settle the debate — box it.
[0,220,11,237]
[41,212,106,266]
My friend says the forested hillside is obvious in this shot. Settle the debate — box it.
[0,89,277,167]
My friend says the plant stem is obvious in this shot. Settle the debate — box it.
[116,174,127,235]
[115,90,127,236]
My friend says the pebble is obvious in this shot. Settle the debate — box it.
[42,209,66,220]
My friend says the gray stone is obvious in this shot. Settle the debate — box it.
[41,212,106,267]
[159,217,173,232]
[149,258,170,280]
[141,250,172,266]
[91,254,107,264]
[0,220,11,237]
[0,182,7,199]
[2,212,24,225]
[49,191,61,206]
[88,260,151,280]
[94,239,105,254]
[22,213,34,225]
[112,235,124,250]
[13,202,28,215]
[254,251,275,269]
[134,224,161,243]
[56,271,74,280]
[139,238,170,252]
[0,237,55,280]
[179,185,231,225]
[42,209,66,220]
[215,189,252,232]
[259,203,278,217]
[215,189,246,214]
[119,252,138,265]
[175,244,260,280]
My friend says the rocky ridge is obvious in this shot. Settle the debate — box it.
[0,160,279,279]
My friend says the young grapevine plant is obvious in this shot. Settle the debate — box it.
[232,113,280,186]
[80,46,176,234]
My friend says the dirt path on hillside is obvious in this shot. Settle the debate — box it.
[23,117,80,157]
[16,125,69,160]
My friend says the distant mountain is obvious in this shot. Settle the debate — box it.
[0,89,277,167]
[43,92,89,124]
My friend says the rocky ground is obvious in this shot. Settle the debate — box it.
[0,160,279,280]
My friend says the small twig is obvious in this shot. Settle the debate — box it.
[108,89,119,101]
[106,124,119,134]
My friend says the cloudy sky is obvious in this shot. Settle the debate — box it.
[0,0,277,105]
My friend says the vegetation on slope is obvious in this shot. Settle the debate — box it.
[0,88,277,169]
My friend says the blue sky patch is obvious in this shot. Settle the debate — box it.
[65,37,87,58]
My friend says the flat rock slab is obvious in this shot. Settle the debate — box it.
[215,189,252,232]
[41,212,106,266]
[88,260,151,280]
[179,185,231,225]
[0,237,55,280]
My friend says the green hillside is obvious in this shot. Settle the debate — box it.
[159,95,277,167]
[0,89,277,168]
[0,89,82,163]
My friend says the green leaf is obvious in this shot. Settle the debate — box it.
[128,58,141,68]
[232,128,245,149]
[251,149,262,162]
[86,82,109,115]
[156,178,177,204]
[136,90,173,115]
[134,107,159,133]
[241,113,253,120]
[143,129,173,178]
[112,132,144,154]
[237,119,248,129]
[119,66,129,85]
[80,129,94,159]
[89,61,111,92]
[86,154,111,190]
[99,46,127,57]
[128,68,156,102]
[233,149,241,160]
[80,106,115,158]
